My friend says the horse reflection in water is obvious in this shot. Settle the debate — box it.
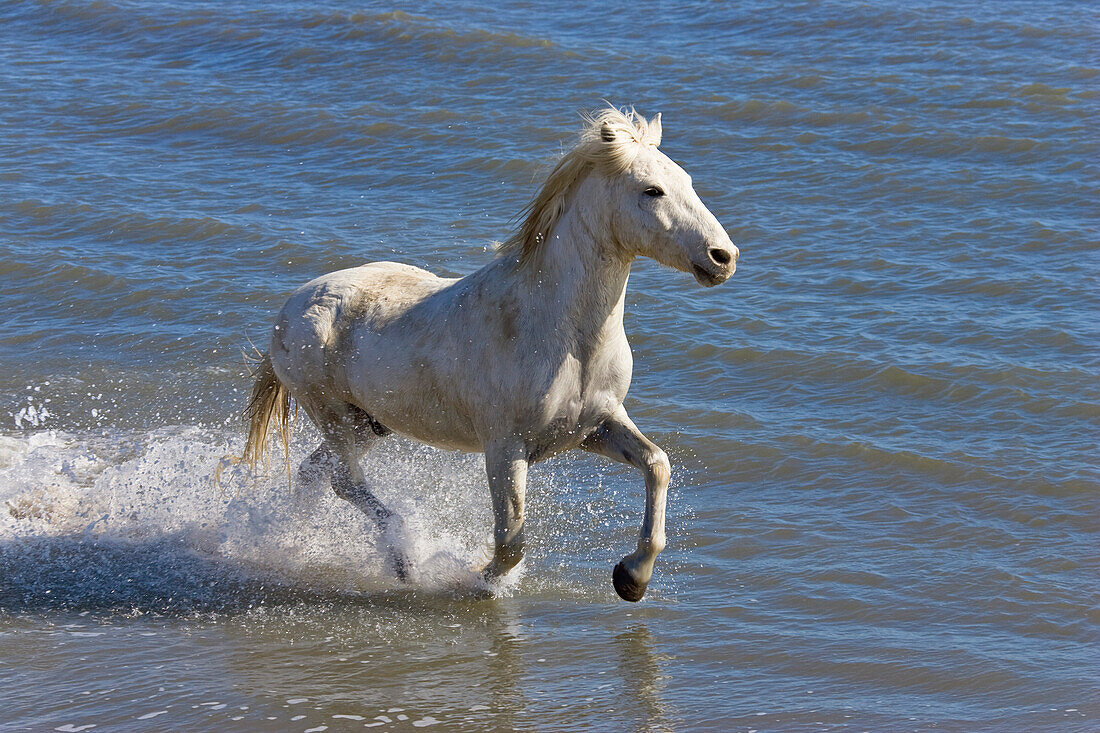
[238,107,738,601]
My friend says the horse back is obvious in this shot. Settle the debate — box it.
[268,261,449,404]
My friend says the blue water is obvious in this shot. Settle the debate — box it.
[1,1,1097,730]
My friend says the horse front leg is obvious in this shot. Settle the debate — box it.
[481,442,528,582]
[582,408,671,602]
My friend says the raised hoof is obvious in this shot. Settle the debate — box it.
[612,561,648,602]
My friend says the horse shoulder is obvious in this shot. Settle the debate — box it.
[501,323,632,461]
[580,326,633,421]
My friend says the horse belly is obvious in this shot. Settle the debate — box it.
[357,387,483,453]
[343,329,485,453]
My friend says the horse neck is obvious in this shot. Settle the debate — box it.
[518,178,630,350]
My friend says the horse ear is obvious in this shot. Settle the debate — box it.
[650,113,662,146]
[600,122,618,143]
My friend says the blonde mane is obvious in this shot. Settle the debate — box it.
[499,107,663,266]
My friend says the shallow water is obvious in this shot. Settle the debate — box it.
[1,0,1097,730]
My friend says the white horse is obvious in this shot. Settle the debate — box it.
[239,107,738,601]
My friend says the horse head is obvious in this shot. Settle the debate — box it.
[590,108,739,286]
[499,106,739,287]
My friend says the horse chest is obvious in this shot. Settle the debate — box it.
[521,342,631,460]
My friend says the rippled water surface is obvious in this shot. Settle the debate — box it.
[1,1,1097,730]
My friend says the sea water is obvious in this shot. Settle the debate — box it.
[1,1,1096,730]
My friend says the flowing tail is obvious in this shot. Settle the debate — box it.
[217,353,292,488]
[244,353,291,472]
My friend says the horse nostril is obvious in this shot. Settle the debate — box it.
[708,247,733,267]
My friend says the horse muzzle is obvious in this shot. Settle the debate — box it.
[690,243,738,287]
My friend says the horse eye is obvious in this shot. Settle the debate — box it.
[644,186,664,197]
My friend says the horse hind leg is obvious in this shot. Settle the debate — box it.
[332,460,413,582]
[297,443,334,486]
[306,401,411,581]
[299,403,391,481]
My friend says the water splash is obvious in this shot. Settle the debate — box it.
[0,426,503,613]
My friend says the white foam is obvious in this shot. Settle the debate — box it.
[0,425,498,603]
